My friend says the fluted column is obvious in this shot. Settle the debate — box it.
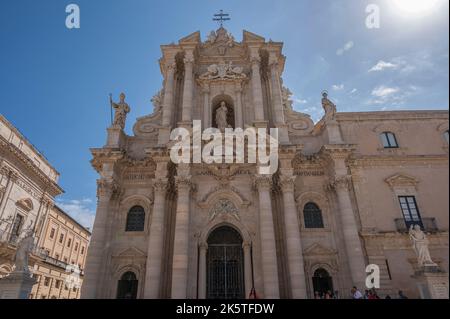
[143,178,167,298]
[254,175,279,298]
[332,175,366,289]
[269,60,285,125]
[81,179,116,299]
[234,83,244,129]
[243,242,253,299]
[250,54,265,123]
[198,242,207,299]
[162,63,176,126]
[280,175,307,298]
[159,62,177,145]
[171,166,192,298]
[181,51,194,123]
[201,84,210,128]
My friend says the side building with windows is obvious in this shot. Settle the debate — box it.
[83,28,449,299]
[0,114,91,299]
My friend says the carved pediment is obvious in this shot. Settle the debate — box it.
[179,31,201,44]
[16,198,33,212]
[304,243,337,257]
[385,174,419,188]
[112,247,146,259]
[243,30,265,43]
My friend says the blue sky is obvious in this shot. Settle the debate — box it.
[0,0,448,228]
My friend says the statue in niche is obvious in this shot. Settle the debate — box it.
[110,92,131,129]
[321,91,336,122]
[215,101,233,131]
[409,224,437,268]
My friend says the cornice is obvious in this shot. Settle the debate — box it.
[0,136,63,196]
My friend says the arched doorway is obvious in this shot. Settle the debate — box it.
[206,226,244,299]
[312,268,333,298]
[116,271,138,299]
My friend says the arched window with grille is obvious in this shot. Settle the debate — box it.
[303,202,324,229]
[125,206,145,232]
[380,132,399,148]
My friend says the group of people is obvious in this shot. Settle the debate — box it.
[351,286,409,300]
[314,290,339,299]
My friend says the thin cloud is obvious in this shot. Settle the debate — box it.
[369,60,398,72]
[332,84,344,91]
[371,86,400,97]
[336,41,354,56]
[56,199,96,230]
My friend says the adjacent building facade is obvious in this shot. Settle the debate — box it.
[0,114,91,299]
[82,28,449,299]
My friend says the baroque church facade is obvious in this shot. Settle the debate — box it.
[81,28,449,299]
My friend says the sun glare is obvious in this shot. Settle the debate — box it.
[392,0,442,16]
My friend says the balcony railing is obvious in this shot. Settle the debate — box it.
[0,228,84,275]
[395,218,438,233]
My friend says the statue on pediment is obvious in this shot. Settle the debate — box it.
[282,87,294,110]
[110,93,131,129]
[321,91,336,122]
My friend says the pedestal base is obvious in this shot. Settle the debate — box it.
[413,266,449,299]
[0,271,36,299]
[325,120,344,144]
[106,126,126,148]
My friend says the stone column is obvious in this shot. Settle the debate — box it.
[143,178,167,298]
[159,62,177,145]
[0,167,18,221]
[201,83,210,129]
[269,59,285,125]
[280,175,307,298]
[234,82,244,129]
[198,242,207,299]
[254,175,280,298]
[171,165,192,298]
[181,51,195,123]
[81,179,116,299]
[250,53,265,124]
[332,175,366,289]
[243,242,253,299]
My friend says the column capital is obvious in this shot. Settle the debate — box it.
[279,175,296,193]
[251,56,261,66]
[175,175,194,192]
[183,50,195,65]
[96,179,118,200]
[199,242,208,251]
[166,62,177,73]
[153,178,168,194]
[330,175,352,191]
[242,241,251,250]
[254,175,272,191]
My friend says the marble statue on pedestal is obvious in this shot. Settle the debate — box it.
[13,231,34,273]
[321,92,337,122]
[111,93,130,129]
[409,224,437,267]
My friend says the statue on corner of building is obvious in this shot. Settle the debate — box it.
[321,91,337,122]
[216,101,231,131]
[13,230,34,274]
[409,224,437,268]
[110,92,131,130]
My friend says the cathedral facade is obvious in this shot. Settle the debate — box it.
[81,28,449,299]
